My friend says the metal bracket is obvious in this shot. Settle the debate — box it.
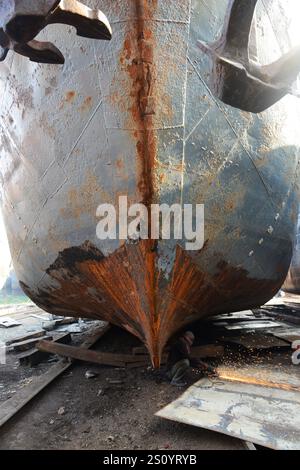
[198,0,300,113]
[0,0,112,64]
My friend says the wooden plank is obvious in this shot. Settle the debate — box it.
[5,330,45,346]
[191,345,224,358]
[132,346,150,356]
[0,324,111,428]
[9,335,53,352]
[132,344,224,359]
[132,345,167,356]
[17,333,72,366]
[128,345,223,368]
[37,340,139,367]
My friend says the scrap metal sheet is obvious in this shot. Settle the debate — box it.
[270,327,300,344]
[156,378,300,450]
[225,334,289,350]
[221,320,282,330]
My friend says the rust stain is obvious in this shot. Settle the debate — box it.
[80,96,93,112]
[118,0,160,365]
[65,91,76,102]
[155,248,285,353]
[121,0,158,207]
[59,90,76,110]
[60,172,113,221]
[115,158,124,170]
[20,241,160,364]
[21,242,283,368]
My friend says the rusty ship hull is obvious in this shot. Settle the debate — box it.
[1,0,300,366]
[283,211,300,295]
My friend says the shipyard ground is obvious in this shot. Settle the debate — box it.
[0,318,296,451]
[0,325,242,450]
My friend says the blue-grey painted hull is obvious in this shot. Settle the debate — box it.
[283,211,300,294]
[0,0,300,365]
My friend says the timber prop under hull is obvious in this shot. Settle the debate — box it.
[1,0,300,366]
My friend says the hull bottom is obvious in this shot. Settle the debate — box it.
[20,240,284,367]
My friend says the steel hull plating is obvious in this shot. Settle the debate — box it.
[1,0,300,366]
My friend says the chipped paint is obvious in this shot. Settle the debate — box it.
[21,242,284,367]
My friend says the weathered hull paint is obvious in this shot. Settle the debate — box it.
[282,211,300,294]
[1,0,300,366]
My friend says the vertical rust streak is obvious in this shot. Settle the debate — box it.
[120,1,160,366]
[133,0,157,208]
[133,0,159,365]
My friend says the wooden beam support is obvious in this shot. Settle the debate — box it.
[9,335,53,352]
[37,339,147,367]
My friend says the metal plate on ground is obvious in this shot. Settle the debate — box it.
[156,377,300,450]
[225,334,290,350]
[0,317,22,328]
[211,311,270,324]
[211,311,255,321]
[270,327,300,344]
[222,321,282,330]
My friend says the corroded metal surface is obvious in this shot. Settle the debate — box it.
[283,211,300,294]
[0,213,11,290]
[1,0,300,366]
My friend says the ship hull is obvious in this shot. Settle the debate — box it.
[1,0,300,365]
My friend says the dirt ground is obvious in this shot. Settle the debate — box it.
[0,324,251,450]
[0,318,297,451]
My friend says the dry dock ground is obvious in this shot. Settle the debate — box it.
[1,317,297,450]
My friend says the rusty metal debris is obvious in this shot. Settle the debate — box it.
[198,0,300,112]
[0,0,112,64]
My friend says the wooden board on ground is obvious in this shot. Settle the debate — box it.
[17,333,72,366]
[5,330,46,346]
[132,344,224,360]
[192,345,224,358]
[0,323,111,428]
[37,340,152,368]
[9,335,53,352]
